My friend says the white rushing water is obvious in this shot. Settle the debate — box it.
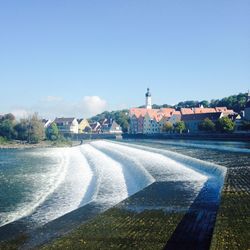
[0,149,69,227]
[79,144,129,206]
[0,140,226,228]
[111,140,227,184]
[29,147,93,225]
[91,141,208,184]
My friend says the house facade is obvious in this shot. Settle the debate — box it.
[244,91,250,121]
[129,108,148,134]
[181,112,223,133]
[143,112,160,134]
[78,119,91,133]
[54,117,78,134]
[109,121,123,134]
[89,122,101,133]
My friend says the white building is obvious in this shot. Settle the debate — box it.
[54,117,79,134]
[109,121,123,134]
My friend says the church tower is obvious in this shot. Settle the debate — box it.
[244,90,250,121]
[145,88,152,109]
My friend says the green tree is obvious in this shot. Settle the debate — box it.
[30,114,45,143]
[14,119,29,140]
[0,136,8,144]
[152,104,161,109]
[174,121,186,134]
[22,113,45,143]
[199,100,210,108]
[162,122,173,133]
[198,118,215,132]
[2,113,15,121]
[176,100,199,109]
[216,116,235,133]
[0,119,16,139]
[46,122,59,141]
[210,93,247,112]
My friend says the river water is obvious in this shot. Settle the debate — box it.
[0,139,249,232]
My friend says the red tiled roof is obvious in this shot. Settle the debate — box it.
[181,108,194,115]
[130,108,169,122]
[160,108,175,117]
[130,106,233,120]
[193,108,216,113]
[215,107,227,112]
[129,108,149,118]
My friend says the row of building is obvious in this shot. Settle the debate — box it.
[129,88,250,134]
[43,117,122,135]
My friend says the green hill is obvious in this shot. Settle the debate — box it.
[89,92,248,132]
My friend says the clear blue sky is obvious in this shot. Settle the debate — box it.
[0,0,249,118]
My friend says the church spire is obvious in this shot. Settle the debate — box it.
[145,88,152,109]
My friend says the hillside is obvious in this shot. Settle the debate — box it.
[89,92,248,132]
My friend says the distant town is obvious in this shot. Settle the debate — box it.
[0,88,250,145]
[129,88,250,134]
[36,88,250,136]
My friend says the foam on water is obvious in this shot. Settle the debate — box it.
[29,147,93,225]
[0,149,68,227]
[112,140,227,185]
[90,141,155,196]
[91,141,207,183]
[79,144,129,206]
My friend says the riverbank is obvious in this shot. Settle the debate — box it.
[0,140,50,149]
[0,140,81,149]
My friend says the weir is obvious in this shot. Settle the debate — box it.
[107,140,227,249]
[111,140,227,185]
[79,144,129,206]
[89,143,154,196]
[0,140,228,249]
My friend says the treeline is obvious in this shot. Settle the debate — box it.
[89,92,248,132]
[163,116,237,134]
[153,92,248,112]
[0,113,44,143]
[0,113,64,144]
